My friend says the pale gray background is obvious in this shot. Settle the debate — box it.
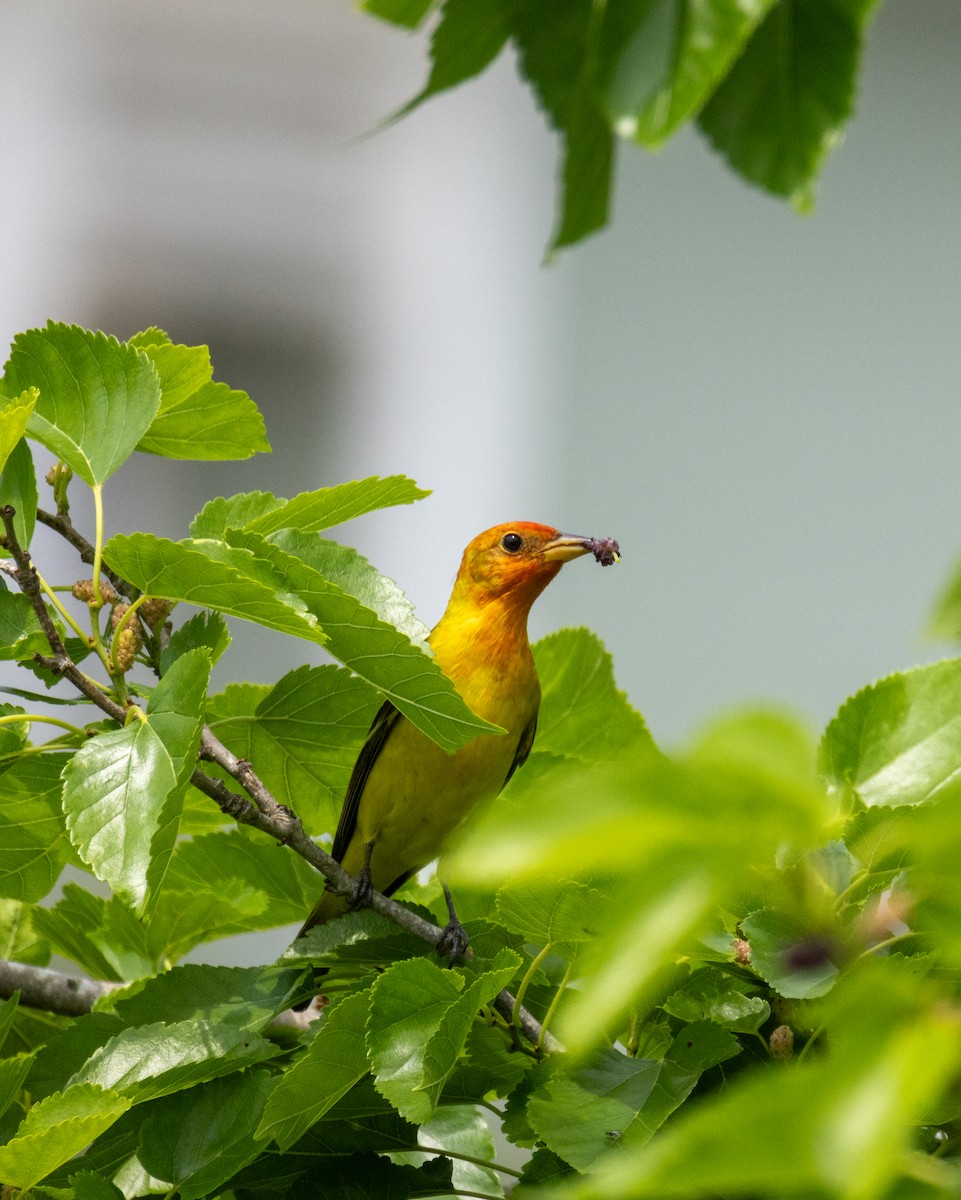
[2,5,959,786]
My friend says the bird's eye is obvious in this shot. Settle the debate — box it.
[501,532,523,553]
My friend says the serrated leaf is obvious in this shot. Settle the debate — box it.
[257,987,374,1150]
[27,1013,128,1100]
[0,1051,33,1123]
[111,964,302,1031]
[0,752,73,903]
[361,0,436,28]
[819,659,961,808]
[286,908,429,970]
[244,475,430,536]
[697,0,879,208]
[598,0,775,147]
[0,1083,132,1191]
[399,0,512,117]
[189,490,283,539]
[102,532,328,645]
[206,664,380,830]
[662,968,770,1032]
[495,879,600,948]
[0,424,38,555]
[0,386,38,471]
[159,610,230,675]
[62,650,210,914]
[30,888,126,981]
[137,1070,272,1199]
[228,528,500,751]
[68,1171,125,1200]
[127,327,172,348]
[367,958,465,1122]
[141,381,270,461]
[533,627,653,761]
[412,1105,502,1199]
[67,1018,277,1103]
[4,323,162,485]
[741,909,839,999]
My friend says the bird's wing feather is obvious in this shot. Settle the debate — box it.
[504,713,537,788]
[331,699,402,862]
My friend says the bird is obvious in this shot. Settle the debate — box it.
[296,521,618,951]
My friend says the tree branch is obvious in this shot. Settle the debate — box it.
[35,507,135,599]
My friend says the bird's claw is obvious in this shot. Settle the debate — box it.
[437,917,470,963]
[348,866,374,911]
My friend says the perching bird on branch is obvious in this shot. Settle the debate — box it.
[297,522,620,950]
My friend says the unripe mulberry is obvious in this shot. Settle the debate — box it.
[769,1024,794,1060]
[114,627,139,673]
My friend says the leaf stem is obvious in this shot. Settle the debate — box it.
[537,960,573,1054]
[0,713,82,736]
[91,483,105,606]
[511,943,552,1037]
[32,567,89,643]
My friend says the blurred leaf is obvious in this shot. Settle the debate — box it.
[598,0,775,147]
[698,0,880,209]
[400,0,512,116]
[527,1025,738,1171]
[4,323,161,485]
[0,753,73,903]
[552,91,615,252]
[62,650,210,914]
[257,988,373,1150]
[820,659,961,808]
[0,899,49,967]
[740,909,839,999]
[68,1171,125,1200]
[137,1070,272,1199]
[361,0,436,28]
[206,665,379,830]
[135,339,269,461]
[495,879,600,948]
[577,965,961,1199]
[159,610,231,675]
[0,1084,131,1192]
[0,435,37,555]
[0,1051,33,1124]
[0,386,38,472]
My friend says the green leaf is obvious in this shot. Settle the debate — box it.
[0,1083,132,1191]
[68,1171,125,1200]
[27,1013,128,1100]
[0,989,20,1053]
[286,908,430,971]
[740,909,839,999]
[127,326,172,348]
[0,386,38,472]
[367,957,465,1123]
[257,988,374,1150]
[0,1051,33,1124]
[0,752,73,903]
[0,436,38,557]
[4,323,162,485]
[111,964,303,1031]
[551,92,615,252]
[228,528,500,752]
[159,610,231,675]
[133,338,270,460]
[137,1070,272,1199]
[0,580,49,662]
[189,489,283,539]
[206,664,381,831]
[662,967,770,1032]
[527,1026,738,1171]
[243,474,430,536]
[533,627,653,762]
[697,0,879,209]
[30,888,127,982]
[62,649,210,914]
[495,879,600,949]
[400,0,512,115]
[67,1019,277,1103]
[819,659,961,808]
[102,532,329,646]
[598,0,776,147]
[412,1105,503,1199]
[361,0,436,28]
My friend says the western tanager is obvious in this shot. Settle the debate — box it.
[298,521,618,944]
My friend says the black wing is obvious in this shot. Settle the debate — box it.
[331,699,403,863]
[503,713,537,789]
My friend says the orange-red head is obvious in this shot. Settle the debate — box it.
[449,522,596,612]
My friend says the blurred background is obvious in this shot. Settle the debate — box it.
[2,0,960,750]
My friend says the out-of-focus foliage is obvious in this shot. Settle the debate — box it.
[363,0,882,251]
[1,321,961,1198]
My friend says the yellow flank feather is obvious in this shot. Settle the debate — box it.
[298,521,602,937]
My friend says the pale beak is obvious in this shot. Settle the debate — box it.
[541,533,594,563]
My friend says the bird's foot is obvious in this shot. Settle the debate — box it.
[437,882,470,962]
[348,865,374,910]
